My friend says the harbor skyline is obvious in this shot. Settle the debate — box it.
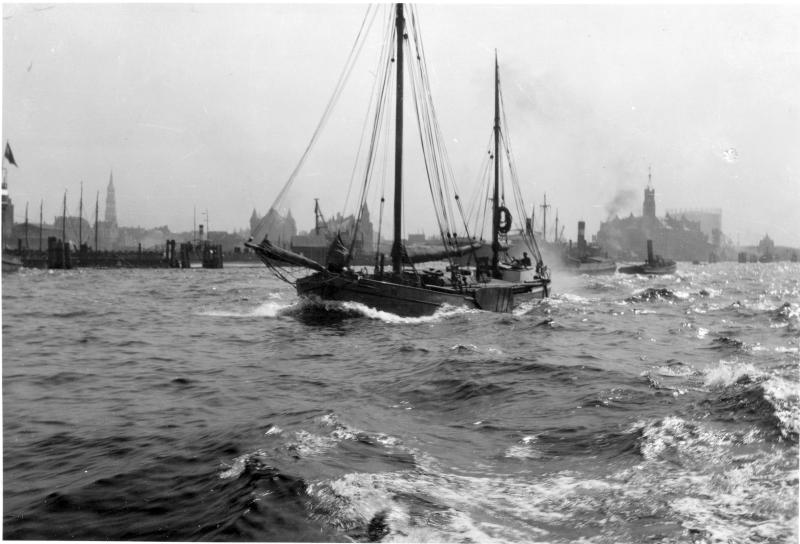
[3,3,799,246]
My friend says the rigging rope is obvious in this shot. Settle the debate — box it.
[251,5,377,242]
[498,82,545,265]
[405,5,476,266]
[347,7,396,261]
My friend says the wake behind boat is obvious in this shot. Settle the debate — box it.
[246,4,550,317]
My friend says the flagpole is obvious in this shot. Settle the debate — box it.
[39,199,43,252]
[25,202,29,249]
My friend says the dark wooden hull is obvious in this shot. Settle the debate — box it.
[295,272,548,317]
[248,239,548,316]
[2,254,22,273]
[618,262,677,275]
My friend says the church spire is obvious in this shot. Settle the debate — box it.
[643,168,656,219]
[105,170,117,226]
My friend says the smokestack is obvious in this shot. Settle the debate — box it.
[647,239,654,264]
[577,221,586,253]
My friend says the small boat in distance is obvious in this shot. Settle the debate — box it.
[562,221,616,274]
[2,253,22,273]
[619,240,677,275]
[246,4,550,317]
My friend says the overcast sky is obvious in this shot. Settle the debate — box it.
[3,2,799,246]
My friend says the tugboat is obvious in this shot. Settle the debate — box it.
[619,239,676,275]
[562,221,616,274]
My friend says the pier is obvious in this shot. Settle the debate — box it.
[8,238,233,269]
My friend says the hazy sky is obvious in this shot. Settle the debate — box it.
[3,2,799,246]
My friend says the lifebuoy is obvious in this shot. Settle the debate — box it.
[497,206,512,234]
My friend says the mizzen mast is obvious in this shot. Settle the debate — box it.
[391,3,405,275]
[491,51,501,277]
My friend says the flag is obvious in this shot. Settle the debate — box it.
[4,142,18,167]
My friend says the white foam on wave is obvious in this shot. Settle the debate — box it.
[306,420,798,543]
[624,415,796,542]
[264,424,283,436]
[218,448,269,479]
[199,299,292,318]
[279,414,369,457]
[306,468,553,543]
[203,296,477,323]
[652,362,696,378]
[762,376,800,438]
[703,360,761,389]
[696,287,721,298]
[305,440,640,542]
[449,343,479,353]
[665,455,798,543]
[504,435,544,459]
[338,301,477,324]
[512,299,547,315]
[288,430,340,457]
[634,416,732,462]
[554,292,593,305]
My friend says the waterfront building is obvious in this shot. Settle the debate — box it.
[2,178,14,248]
[664,208,723,247]
[597,176,714,262]
[251,201,375,264]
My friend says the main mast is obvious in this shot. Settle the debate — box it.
[94,191,99,251]
[62,190,67,265]
[79,181,83,247]
[391,3,405,275]
[540,193,550,242]
[491,51,500,276]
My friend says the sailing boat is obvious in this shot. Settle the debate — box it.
[246,4,550,317]
[454,52,552,288]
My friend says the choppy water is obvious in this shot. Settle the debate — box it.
[2,262,798,543]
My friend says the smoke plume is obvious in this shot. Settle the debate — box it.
[605,188,637,220]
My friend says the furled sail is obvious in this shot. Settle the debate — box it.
[245,237,326,273]
[405,242,483,264]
